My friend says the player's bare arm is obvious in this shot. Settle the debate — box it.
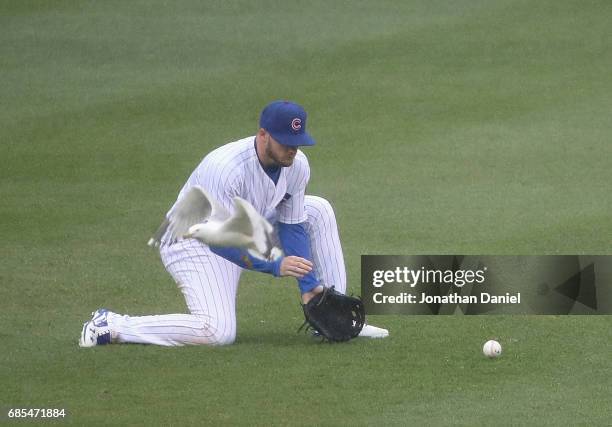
[279,256,313,278]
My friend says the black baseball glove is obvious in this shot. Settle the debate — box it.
[299,286,366,342]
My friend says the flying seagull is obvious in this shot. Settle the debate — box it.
[148,186,278,260]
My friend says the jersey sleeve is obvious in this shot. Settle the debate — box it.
[277,222,320,293]
[209,246,282,276]
[277,151,310,224]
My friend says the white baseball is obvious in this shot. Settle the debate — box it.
[482,340,502,358]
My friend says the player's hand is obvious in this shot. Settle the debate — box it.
[301,285,324,304]
[279,256,313,278]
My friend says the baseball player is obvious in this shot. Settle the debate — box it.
[79,100,388,347]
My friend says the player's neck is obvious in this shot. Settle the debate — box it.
[254,136,278,170]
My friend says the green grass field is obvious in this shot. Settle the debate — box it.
[2,0,611,425]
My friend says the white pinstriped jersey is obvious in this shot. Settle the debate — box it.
[165,136,310,241]
[101,138,359,347]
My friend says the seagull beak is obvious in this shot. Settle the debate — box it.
[183,232,192,239]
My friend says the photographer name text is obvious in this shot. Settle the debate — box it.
[372,292,521,305]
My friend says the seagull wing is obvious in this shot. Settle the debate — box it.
[229,197,275,259]
[148,186,229,247]
[223,197,255,238]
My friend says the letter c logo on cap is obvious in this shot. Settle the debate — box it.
[291,118,302,131]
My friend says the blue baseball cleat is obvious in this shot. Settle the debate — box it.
[78,308,113,348]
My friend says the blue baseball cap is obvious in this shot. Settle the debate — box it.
[259,100,316,147]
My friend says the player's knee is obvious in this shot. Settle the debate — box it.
[208,318,236,346]
[306,196,337,229]
[212,331,236,346]
[191,316,236,346]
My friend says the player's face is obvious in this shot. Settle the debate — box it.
[265,134,298,167]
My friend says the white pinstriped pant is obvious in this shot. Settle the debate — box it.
[109,196,346,346]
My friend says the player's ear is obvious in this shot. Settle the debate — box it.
[257,128,267,139]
